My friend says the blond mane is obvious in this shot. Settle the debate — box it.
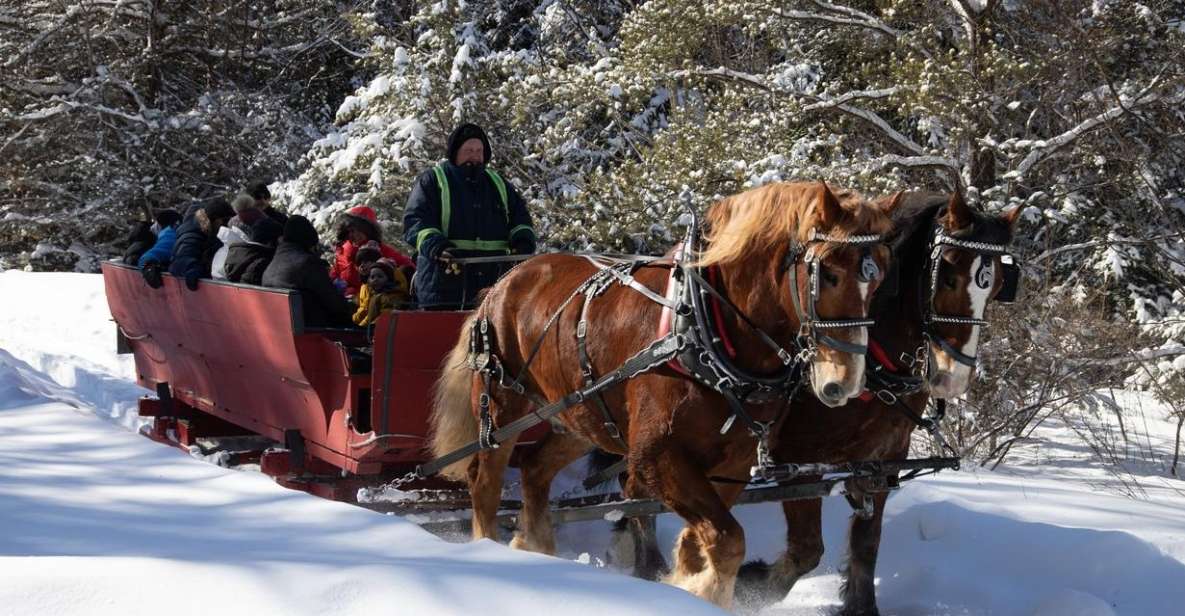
[696,182,892,267]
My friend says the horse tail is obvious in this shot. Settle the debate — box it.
[428,311,480,482]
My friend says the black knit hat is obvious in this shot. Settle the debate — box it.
[282,215,319,249]
[153,208,182,228]
[354,240,382,264]
[249,217,283,246]
[446,123,491,165]
[246,179,272,202]
[204,198,235,223]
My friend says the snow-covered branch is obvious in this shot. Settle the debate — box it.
[802,91,927,156]
[1007,85,1180,180]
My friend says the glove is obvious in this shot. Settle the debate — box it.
[423,237,454,262]
[185,275,199,291]
[142,262,163,289]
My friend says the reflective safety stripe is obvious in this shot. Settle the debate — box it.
[432,166,451,235]
[416,227,443,252]
[484,168,508,221]
[432,165,512,241]
[509,224,534,239]
[451,239,510,252]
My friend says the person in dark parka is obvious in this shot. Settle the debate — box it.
[261,215,354,328]
[402,123,536,309]
[224,217,283,285]
[246,179,289,226]
[168,198,235,290]
[122,221,156,266]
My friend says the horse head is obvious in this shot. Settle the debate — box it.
[922,192,1022,398]
[788,183,899,406]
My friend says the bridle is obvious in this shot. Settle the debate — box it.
[920,224,1019,369]
[786,228,886,358]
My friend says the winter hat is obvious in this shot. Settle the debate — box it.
[203,198,235,223]
[249,217,283,246]
[344,205,382,242]
[369,258,398,286]
[153,208,182,228]
[231,193,256,213]
[446,123,491,165]
[354,240,382,265]
[282,215,319,249]
[246,179,272,202]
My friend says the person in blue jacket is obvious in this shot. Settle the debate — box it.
[165,198,235,290]
[137,208,184,288]
[402,123,536,309]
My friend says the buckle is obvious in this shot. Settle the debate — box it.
[604,422,622,439]
[875,389,898,405]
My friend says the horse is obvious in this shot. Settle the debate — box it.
[428,181,899,608]
[735,191,1022,615]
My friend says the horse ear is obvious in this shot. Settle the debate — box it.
[944,191,973,231]
[816,181,842,227]
[1003,204,1023,228]
[881,191,905,214]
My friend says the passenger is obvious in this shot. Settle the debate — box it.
[262,215,354,327]
[402,122,536,310]
[168,198,235,291]
[122,220,155,266]
[246,179,289,226]
[353,256,411,326]
[137,208,183,288]
[212,193,262,279]
[330,205,414,298]
[224,217,283,285]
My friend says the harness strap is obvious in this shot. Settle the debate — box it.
[416,333,685,479]
[685,267,796,366]
[926,332,978,367]
[585,256,678,309]
[576,282,628,447]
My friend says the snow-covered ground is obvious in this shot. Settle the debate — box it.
[2,270,1185,615]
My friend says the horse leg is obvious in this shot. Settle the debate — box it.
[509,432,589,554]
[467,434,518,542]
[626,514,667,581]
[839,490,888,616]
[736,497,825,609]
[645,451,746,608]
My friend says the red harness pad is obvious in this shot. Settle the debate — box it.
[657,256,737,375]
[858,337,897,402]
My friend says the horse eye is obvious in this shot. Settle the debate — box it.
[820,267,840,286]
[941,274,957,290]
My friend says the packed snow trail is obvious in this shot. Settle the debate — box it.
[3,270,1185,615]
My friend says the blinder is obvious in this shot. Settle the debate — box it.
[995,254,1020,303]
[788,229,886,356]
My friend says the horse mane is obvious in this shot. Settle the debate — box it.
[697,182,891,267]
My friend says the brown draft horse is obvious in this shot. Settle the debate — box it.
[738,192,1022,615]
[429,182,898,608]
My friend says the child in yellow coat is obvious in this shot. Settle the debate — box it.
[353,257,411,326]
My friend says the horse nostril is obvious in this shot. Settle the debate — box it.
[822,382,843,401]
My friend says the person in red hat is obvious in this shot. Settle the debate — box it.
[329,204,413,297]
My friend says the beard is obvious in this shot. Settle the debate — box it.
[460,160,485,180]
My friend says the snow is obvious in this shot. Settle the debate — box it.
[3,270,1185,615]
[0,271,724,615]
